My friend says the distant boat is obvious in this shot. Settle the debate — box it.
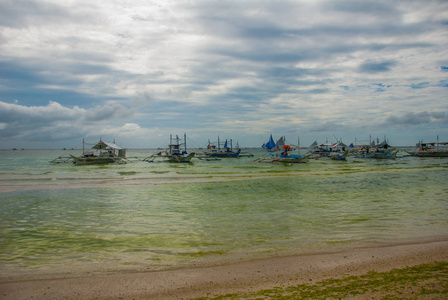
[411,137,448,157]
[204,136,241,158]
[70,139,127,165]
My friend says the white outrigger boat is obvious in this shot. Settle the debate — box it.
[69,139,127,165]
[146,134,195,163]
[411,137,448,157]
[349,137,397,159]
[309,141,349,160]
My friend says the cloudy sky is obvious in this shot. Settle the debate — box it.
[1,0,447,149]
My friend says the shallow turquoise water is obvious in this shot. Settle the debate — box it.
[1,149,447,277]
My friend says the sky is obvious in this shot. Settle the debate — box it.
[0,0,447,149]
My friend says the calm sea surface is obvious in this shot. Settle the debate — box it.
[1,148,447,278]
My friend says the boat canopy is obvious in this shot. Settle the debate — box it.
[91,141,123,150]
[375,140,391,148]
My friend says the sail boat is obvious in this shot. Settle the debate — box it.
[256,136,309,163]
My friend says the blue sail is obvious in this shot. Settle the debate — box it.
[262,134,276,150]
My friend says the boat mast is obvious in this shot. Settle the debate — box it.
[184,133,187,153]
[218,136,220,152]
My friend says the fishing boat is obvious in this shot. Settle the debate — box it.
[256,136,309,163]
[411,138,448,157]
[166,134,195,162]
[147,134,195,163]
[204,137,241,158]
[309,141,349,160]
[351,138,397,159]
[69,139,127,165]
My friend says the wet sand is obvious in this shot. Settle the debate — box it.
[1,237,448,299]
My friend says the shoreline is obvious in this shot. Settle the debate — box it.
[1,237,447,299]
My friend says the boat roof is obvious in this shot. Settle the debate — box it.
[91,141,123,150]
[317,142,348,147]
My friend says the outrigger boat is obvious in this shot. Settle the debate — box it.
[309,141,349,160]
[204,136,241,158]
[146,134,195,163]
[352,138,398,159]
[256,136,309,163]
[68,139,127,165]
[411,137,448,157]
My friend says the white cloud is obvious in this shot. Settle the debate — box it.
[0,0,448,148]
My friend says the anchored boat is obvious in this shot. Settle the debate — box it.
[146,133,195,163]
[69,139,126,165]
[411,138,448,157]
[256,136,309,163]
[204,136,241,158]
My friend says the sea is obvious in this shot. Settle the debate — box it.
[1,148,447,279]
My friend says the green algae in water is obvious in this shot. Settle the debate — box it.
[1,149,448,276]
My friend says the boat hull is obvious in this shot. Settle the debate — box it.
[167,153,195,163]
[70,155,123,165]
[411,151,448,157]
[372,151,398,159]
[256,154,309,163]
[206,149,241,158]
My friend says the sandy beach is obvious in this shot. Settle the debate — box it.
[1,236,447,299]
